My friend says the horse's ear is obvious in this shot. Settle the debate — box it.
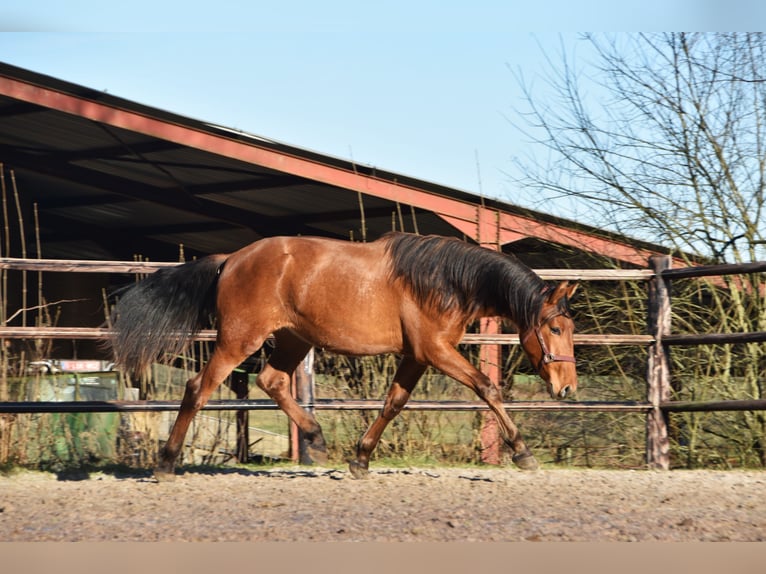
[547,281,578,303]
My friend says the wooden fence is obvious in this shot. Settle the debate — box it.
[1,255,765,470]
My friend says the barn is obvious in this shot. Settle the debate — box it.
[0,62,669,324]
[0,62,676,468]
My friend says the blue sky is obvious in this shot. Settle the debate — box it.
[0,2,762,219]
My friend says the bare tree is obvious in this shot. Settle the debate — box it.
[513,32,766,263]
[511,33,766,467]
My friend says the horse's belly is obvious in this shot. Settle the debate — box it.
[296,314,403,356]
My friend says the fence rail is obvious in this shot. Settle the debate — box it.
[2,255,765,470]
[4,326,763,347]
[661,260,766,279]
[0,257,655,280]
[0,326,655,346]
[0,398,654,414]
[2,396,763,415]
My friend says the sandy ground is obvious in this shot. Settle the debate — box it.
[1,465,765,542]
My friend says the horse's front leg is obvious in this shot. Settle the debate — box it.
[427,345,539,470]
[349,357,426,478]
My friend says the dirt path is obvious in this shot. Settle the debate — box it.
[1,466,764,542]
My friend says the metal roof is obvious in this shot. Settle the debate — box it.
[0,61,670,267]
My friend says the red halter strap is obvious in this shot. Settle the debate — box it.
[521,312,576,371]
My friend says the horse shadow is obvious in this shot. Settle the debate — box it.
[52,462,349,482]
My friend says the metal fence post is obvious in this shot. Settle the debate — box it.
[228,370,249,463]
[293,348,316,464]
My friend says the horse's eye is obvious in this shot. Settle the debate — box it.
[550,327,561,335]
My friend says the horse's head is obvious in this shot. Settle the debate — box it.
[520,281,578,399]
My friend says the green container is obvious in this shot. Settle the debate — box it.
[8,372,121,464]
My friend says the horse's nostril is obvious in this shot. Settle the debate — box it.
[559,385,571,399]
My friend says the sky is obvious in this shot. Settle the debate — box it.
[0,1,763,222]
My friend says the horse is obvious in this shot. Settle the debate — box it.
[108,232,578,479]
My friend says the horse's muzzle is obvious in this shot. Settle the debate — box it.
[548,383,573,400]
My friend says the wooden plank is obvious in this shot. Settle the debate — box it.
[0,257,655,280]
[4,257,761,281]
[0,327,654,346]
[645,254,672,470]
[571,334,654,345]
[0,257,179,273]
[536,269,654,281]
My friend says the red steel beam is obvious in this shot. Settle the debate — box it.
[1,73,671,267]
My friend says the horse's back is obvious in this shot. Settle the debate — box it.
[215,236,406,354]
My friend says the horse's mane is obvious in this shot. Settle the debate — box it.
[382,232,548,330]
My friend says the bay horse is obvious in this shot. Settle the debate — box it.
[108,232,578,479]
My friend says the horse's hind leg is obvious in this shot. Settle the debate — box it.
[156,343,256,480]
[349,356,426,479]
[255,330,328,464]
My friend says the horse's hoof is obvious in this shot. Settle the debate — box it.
[307,445,329,465]
[153,467,177,482]
[348,460,369,479]
[512,451,540,471]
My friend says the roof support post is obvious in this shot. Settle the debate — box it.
[478,208,504,464]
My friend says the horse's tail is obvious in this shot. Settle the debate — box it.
[107,254,228,375]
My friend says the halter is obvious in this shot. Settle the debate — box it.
[520,312,576,372]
